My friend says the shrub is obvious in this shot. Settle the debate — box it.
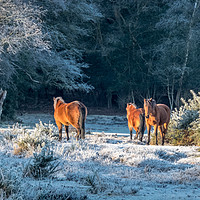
[85,174,98,194]
[13,121,58,155]
[0,167,20,198]
[166,90,200,146]
[23,147,60,179]
[34,121,58,138]
[85,171,102,194]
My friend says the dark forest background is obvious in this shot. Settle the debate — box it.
[1,0,200,118]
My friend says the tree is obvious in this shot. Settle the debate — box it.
[0,0,47,87]
[153,0,200,109]
[0,0,102,113]
[84,0,165,108]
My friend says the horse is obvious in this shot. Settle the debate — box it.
[126,103,146,142]
[144,98,170,145]
[53,97,87,141]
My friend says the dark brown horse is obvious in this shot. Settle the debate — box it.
[126,103,146,142]
[144,98,170,145]
[53,97,87,141]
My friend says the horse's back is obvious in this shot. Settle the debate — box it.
[157,104,170,113]
[54,103,68,122]
[54,101,82,126]
[157,104,170,124]
[66,101,87,123]
[127,108,143,128]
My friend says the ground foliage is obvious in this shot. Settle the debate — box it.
[0,118,199,199]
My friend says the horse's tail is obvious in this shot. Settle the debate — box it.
[79,103,87,139]
[138,111,145,142]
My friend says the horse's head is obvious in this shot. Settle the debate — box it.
[144,98,156,119]
[53,97,65,109]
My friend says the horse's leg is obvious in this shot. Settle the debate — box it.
[76,129,81,141]
[77,125,84,140]
[154,125,158,145]
[80,126,85,139]
[56,121,62,141]
[139,113,145,142]
[162,132,165,145]
[162,123,168,145]
[134,128,139,140]
[158,126,163,145]
[78,129,81,140]
[147,124,151,145]
[139,130,143,142]
[129,128,133,140]
[64,125,69,141]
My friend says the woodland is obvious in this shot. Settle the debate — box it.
[1,0,200,118]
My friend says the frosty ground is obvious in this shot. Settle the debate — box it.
[0,114,200,200]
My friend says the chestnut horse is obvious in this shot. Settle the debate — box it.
[53,97,87,141]
[126,103,146,142]
[144,98,170,145]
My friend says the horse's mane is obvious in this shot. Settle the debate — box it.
[127,102,137,109]
[54,97,65,109]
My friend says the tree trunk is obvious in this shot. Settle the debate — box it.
[107,91,112,109]
[176,1,199,107]
[167,78,174,110]
[0,90,7,120]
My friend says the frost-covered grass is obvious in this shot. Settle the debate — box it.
[0,114,199,199]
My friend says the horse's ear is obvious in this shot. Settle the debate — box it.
[152,99,156,105]
[152,99,157,110]
[126,103,131,109]
[53,97,55,101]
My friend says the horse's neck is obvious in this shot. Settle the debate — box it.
[131,106,137,111]
[152,105,159,117]
[127,106,137,117]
